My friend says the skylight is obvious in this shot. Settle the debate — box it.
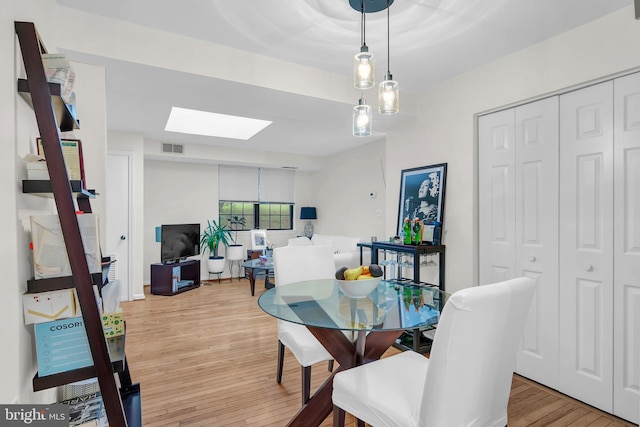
[164,107,272,140]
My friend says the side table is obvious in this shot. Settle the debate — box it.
[242,258,275,296]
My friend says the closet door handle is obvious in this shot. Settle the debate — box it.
[529,256,536,262]
[584,264,593,272]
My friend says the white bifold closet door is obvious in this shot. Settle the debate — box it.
[478,108,516,284]
[558,80,615,413]
[556,74,639,420]
[479,72,639,423]
[612,72,640,423]
[478,96,560,389]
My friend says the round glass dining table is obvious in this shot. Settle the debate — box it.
[258,278,448,427]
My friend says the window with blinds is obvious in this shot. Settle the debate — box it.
[219,166,294,231]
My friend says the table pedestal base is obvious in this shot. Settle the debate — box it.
[285,328,404,427]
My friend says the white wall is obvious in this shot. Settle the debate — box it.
[312,138,386,241]
[68,61,108,232]
[6,0,61,405]
[143,160,217,282]
[6,8,51,405]
[143,138,330,173]
[3,0,63,405]
[385,4,640,294]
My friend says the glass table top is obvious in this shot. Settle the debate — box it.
[242,258,273,270]
[258,279,448,332]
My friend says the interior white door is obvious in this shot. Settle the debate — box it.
[513,97,560,388]
[478,109,516,285]
[106,151,131,301]
[559,81,614,412]
[612,72,640,423]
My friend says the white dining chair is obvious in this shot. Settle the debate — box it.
[272,245,337,405]
[332,276,536,427]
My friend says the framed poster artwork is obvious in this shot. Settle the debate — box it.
[250,229,268,251]
[397,163,447,236]
[36,138,86,186]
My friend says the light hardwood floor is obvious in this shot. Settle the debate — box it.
[120,279,636,427]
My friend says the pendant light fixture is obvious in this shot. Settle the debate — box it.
[354,1,375,90]
[353,96,372,137]
[349,0,393,136]
[378,1,399,114]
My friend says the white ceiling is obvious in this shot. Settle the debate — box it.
[56,0,632,158]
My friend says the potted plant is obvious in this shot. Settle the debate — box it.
[225,216,246,278]
[200,219,234,274]
[227,215,246,242]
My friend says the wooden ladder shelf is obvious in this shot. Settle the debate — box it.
[15,21,138,427]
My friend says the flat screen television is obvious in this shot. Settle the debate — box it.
[160,223,200,263]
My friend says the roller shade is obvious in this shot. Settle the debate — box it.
[218,166,258,201]
[259,168,294,203]
[219,166,294,203]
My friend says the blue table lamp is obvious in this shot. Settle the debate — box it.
[300,207,317,238]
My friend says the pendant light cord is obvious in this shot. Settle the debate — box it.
[386,3,390,74]
[361,1,367,48]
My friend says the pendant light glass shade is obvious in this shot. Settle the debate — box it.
[354,48,375,89]
[379,72,399,114]
[379,1,399,114]
[353,98,372,137]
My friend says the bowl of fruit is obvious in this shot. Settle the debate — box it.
[335,264,383,299]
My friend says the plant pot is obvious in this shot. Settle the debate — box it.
[226,244,244,261]
[207,256,225,274]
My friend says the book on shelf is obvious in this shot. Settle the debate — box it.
[61,391,107,427]
[172,265,180,292]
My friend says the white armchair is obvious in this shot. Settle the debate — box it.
[332,277,536,427]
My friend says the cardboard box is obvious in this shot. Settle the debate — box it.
[26,161,49,180]
[23,289,77,325]
[31,213,101,279]
[101,310,124,338]
[34,317,92,377]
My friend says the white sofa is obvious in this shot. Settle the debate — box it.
[287,234,369,269]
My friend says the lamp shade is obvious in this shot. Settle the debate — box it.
[300,207,317,220]
[353,98,372,137]
[354,49,375,90]
[379,73,399,115]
